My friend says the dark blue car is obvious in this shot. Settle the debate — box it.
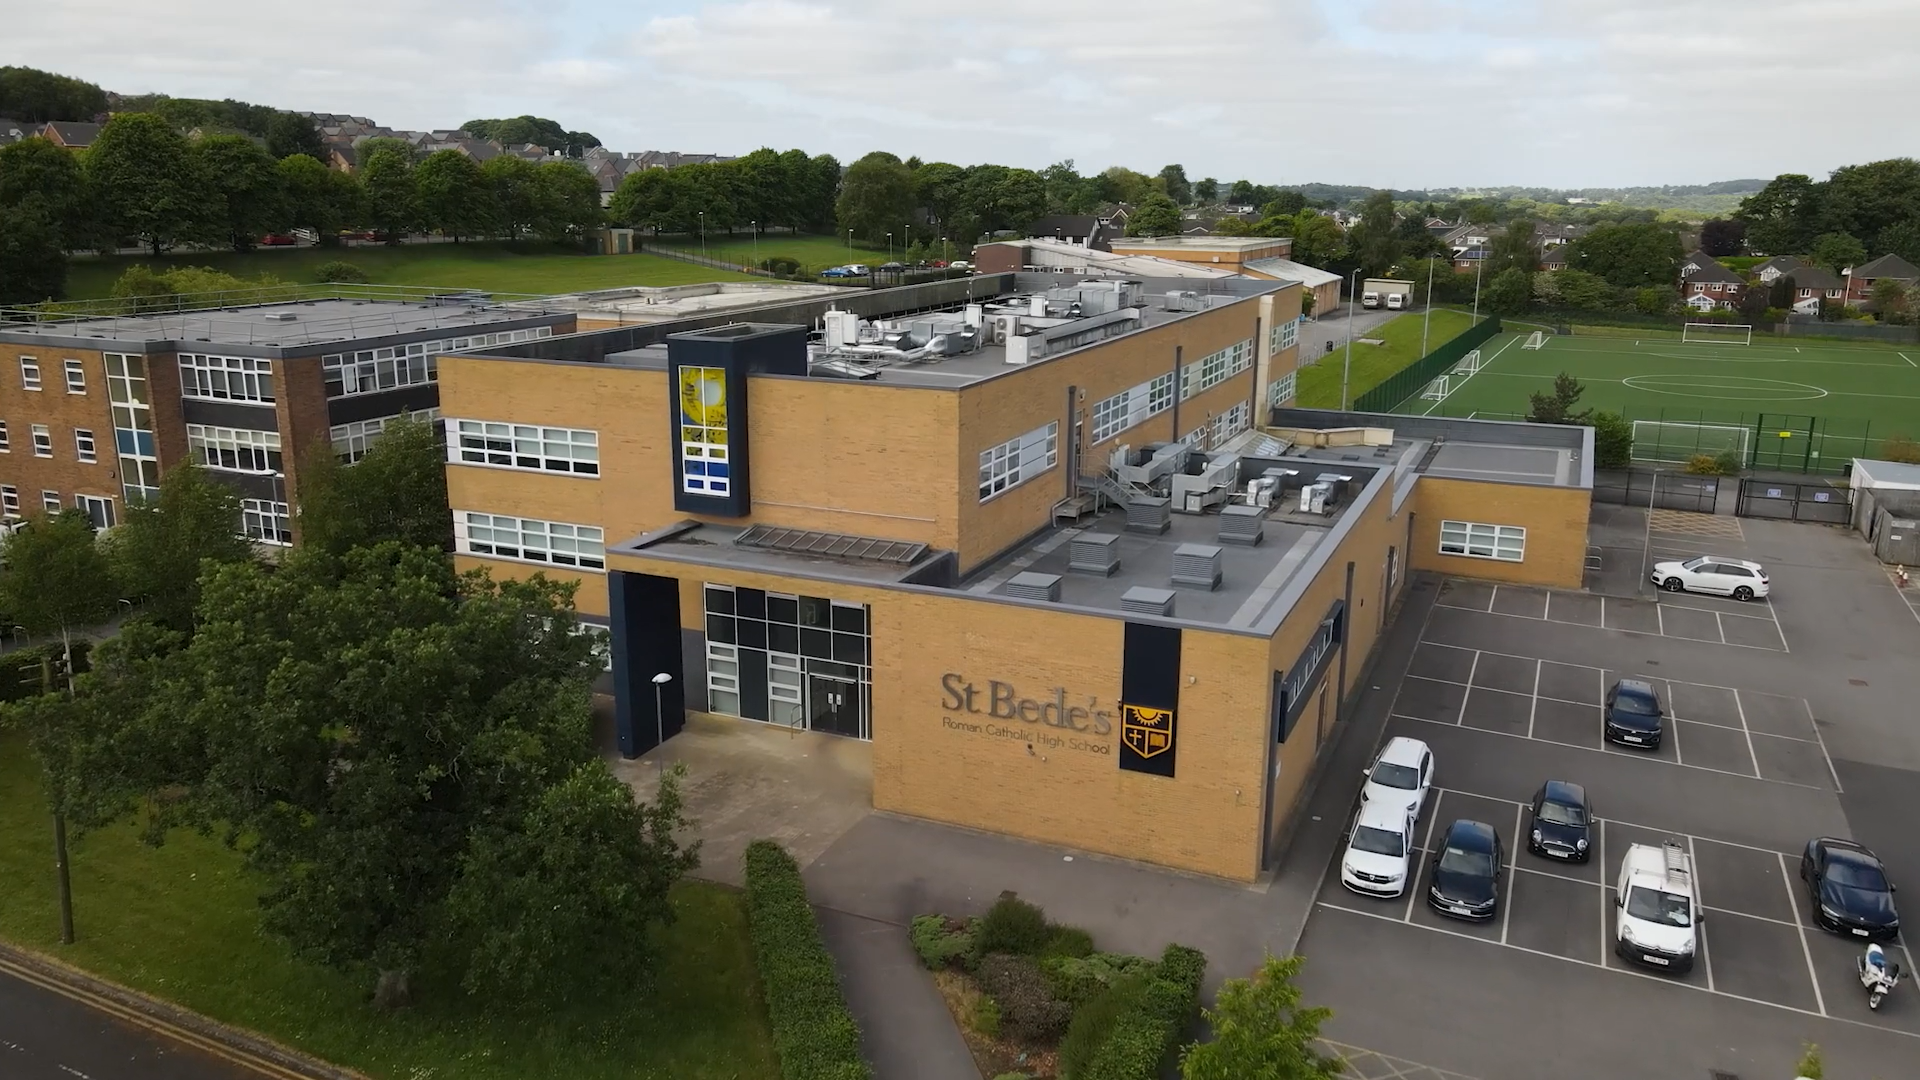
[1604,679,1664,749]
[1803,837,1900,941]
[1428,819,1502,921]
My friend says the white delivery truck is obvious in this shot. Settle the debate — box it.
[1614,840,1701,973]
[1363,278,1413,312]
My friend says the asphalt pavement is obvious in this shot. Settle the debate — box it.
[0,963,265,1080]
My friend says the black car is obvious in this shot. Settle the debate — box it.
[1528,780,1592,862]
[1802,838,1901,941]
[1428,819,1502,921]
[1603,679,1664,749]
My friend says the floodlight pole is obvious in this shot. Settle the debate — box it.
[1422,257,1435,356]
[1342,269,1359,410]
[698,211,706,261]
[847,229,854,263]
[751,220,758,268]
[651,672,673,770]
[1472,257,1483,324]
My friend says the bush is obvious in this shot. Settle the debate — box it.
[743,840,872,1080]
[1041,925,1094,961]
[974,953,1072,1044]
[976,891,1052,958]
[969,993,1002,1038]
[910,914,974,970]
[1683,452,1740,476]
[1057,973,1151,1080]
[1590,410,1634,470]
[0,640,93,704]
[312,260,370,284]
[761,256,802,275]
[1042,952,1155,1007]
[1079,944,1206,1080]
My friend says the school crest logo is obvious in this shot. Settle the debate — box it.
[1120,704,1175,759]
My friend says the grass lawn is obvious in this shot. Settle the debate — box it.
[0,733,778,1080]
[1295,308,1476,408]
[63,242,761,301]
[648,232,941,273]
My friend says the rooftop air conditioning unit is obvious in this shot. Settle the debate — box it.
[1002,572,1063,602]
[263,312,298,322]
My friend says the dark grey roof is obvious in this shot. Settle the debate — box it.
[1854,253,1920,280]
[1539,248,1572,268]
[1783,265,1844,290]
[1754,255,1805,275]
[1679,252,1743,284]
[1026,215,1101,239]
[41,121,101,146]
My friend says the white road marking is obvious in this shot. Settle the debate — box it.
[1502,802,1524,945]
[1393,715,1828,790]
[1485,584,1499,613]
[1733,690,1764,784]
[1688,835,1715,993]
[1406,793,1447,923]
[1901,352,1917,368]
[1460,651,1481,726]
[1527,658,1541,740]
[1779,850,1829,1017]
[1805,698,1844,793]
[1430,600,1788,652]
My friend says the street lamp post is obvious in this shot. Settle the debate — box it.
[1342,269,1360,410]
[698,211,706,262]
[942,236,950,265]
[751,220,758,269]
[847,229,854,264]
[904,223,912,262]
[1472,256,1484,324]
[651,672,673,766]
[1421,257,1435,356]
[887,232,893,264]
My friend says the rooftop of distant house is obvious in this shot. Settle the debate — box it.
[1108,235,1294,254]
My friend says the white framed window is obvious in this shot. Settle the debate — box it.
[106,353,160,506]
[1089,372,1179,445]
[74,494,114,530]
[1210,401,1251,444]
[20,356,41,391]
[41,490,60,513]
[455,510,605,570]
[449,419,599,476]
[1147,372,1174,414]
[978,420,1059,501]
[1090,389,1131,444]
[187,424,282,473]
[64,358,86,394]
[706,641,740,716]
[1279,317,1299,352]
[30,424,51,457]
[179,354,274,404]
[1180,339,1255,400]
[241,498,292,545]
[0,485,17,517]
[319,327,554,399]
[1439,520,1526,562]
[330,409,439,464]
[74,428,96,463]
[0,420,9,452]
[1268,370,1297,406]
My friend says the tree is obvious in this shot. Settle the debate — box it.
[1565,221,1683,288]
[1262,191,1308,219]
[530,161,602,244]
[608,168,675,232]
[1211,216,1252,237]
[1699,218,1746,257]
[296,414,450,556]
[1100,166,1155,206]
[461,115,598,157]
[194,134,287,250]
[1871,278,1912,324]
[359,145,417,241]
[1487,219,1540,276]
[1527,372,1590,425]
[1126,192,1182,237]
[86,113,216,255]
[106,465,253,634]
[279,153,361,240]
[1880,220,1920,268]
[835,152,915,242]
[1345,191,1403,278]
[913,161,969,237]
[1810,231,1867,273]
[1180,954,1341,1080]
[1770,273,1798,310]
[1815,158,1920,253]
[1158,164,1192,206]
[414,150,496,241]
[1736,174,1820,255]
[0,200,67,304]
[1041,159,1098,215]
[960,164,1047,235]
[0,66,107,123]
[1286,211,1347,267]
[264,112,325,161]
[1484,267,1533,314]
[1590,411,1633,470]
[1195,177,1219,204]
[1229,179,1255,205]
[1634,285,1674,315]
[0,136,91,248]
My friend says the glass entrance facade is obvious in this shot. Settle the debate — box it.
[702,583,872,740]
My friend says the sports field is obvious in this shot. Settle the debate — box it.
[1397,327,1920,472]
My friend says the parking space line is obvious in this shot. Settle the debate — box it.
[1501,803,1523,945]
[1688,835,1715,993]
[1487,584,1500,613]
[1733,691,1763,781]
[1596,812,1609,965]
[1460,652,1480,726]
[1402,715,1829,790]
[1527,658,1541,739]
[1769,595,1791,653]
[1804,699,1844,793]
[1506,862,1809,931]
[1712,609,1728,645]
[1434,603,1788,652]
[1656,602,1665,637]
[1779,851,1829,1017]
[1405,795,1446,923]
[1543,590,1553,622]
[1427,784,1815,862]
[1668,711,1686,767]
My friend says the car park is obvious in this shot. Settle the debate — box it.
[846,263,871,276]
[1603,678,1664,749]
[819,265,857,278]
[878,261,906,272]
[1427,819,1502,921]
[1342,801,1415,898]
[1526,780,1591,861]
[1360,736,1433,819]
[1802,837,1901,941]
[1651,556,1769,601]
[1615,840,1701,974]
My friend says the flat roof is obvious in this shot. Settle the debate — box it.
[535,282,847,321]
[1109,236,1293,253]
[1268,409,1593,491]
[0,297,568,353]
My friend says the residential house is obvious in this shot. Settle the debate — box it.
[1452,247,1490,273]
[1179,208,1260,236]
[1783,265,1847,314]
[0,118,30,145]
[1537,223,1589,249]
[1439,223,1495,255]
[1539,246,1573,272]
[1845,253,1920,306]
[1678,251,1744,309]
[39,121,101,149]
[1753,255,1806,285]
[1024,215,1112,250]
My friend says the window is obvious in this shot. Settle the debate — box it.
[455,511,605,570]
[319,327,554,399]
[187,424,282,473]
[74,494,114,530]
[330,410,440,464]
[64,358,86,394]
[1269,370,1297,406]
[1269,317,1299,355]
[105,354,160,505]
[41,490,60,513]
[0,486,16,518]
[449,419,599,476]
[1088,373,1178,445]
[1147,372,1174,414]
[0,420,9,452]
[30,424,51,457]
[706,641,741,716]
[241,499,292,545]
[678,366,730,496]
[1210,401,1250,444]
[978,421,1059,501]
[1180,339,1254,400]
[74,428,96,463]
[1090,389,1131,445]
[702,584,871,737]
[179,354,274,404]
[20,356,41,391]
[1439,520,1526,562]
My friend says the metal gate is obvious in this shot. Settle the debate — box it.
[1735,478,1852,524]
[1593,469,1720,513]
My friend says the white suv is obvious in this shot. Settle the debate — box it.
[1361,736,1433,820]
[1342,801,1415,898]
[1651,556,1769,601]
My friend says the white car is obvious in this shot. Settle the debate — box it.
[1361,736,1433,820]
[1650,556,1769,601]
[1342,801,1416,897]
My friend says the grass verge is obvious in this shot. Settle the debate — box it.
[1296,307,1476,408]
[0,732,777,1080]
[647,233,926,274]
[63,242,760,300]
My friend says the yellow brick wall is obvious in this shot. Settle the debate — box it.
[0,346,124,516]
[1410,477,1591,587]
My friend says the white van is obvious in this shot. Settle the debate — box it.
[1386,293,1406,310]
[1361,291,1381,309]
[1615,840,1701,973]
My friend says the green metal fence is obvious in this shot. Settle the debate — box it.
[1352,316,1504,413]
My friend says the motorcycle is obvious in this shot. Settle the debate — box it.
[1857,943,1903,1010]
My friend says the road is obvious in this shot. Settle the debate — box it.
[0,962,269,1080]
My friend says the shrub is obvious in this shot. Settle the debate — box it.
[1040,925,1095,961]
[911,914,974,970]
[1043,951,1155,1007]
[1683,453,1729,476]
[1057,973,1151,1079]
[976,891,1052,957]
[975,953,1072,1044]
[761,255,802,275]
[1879,435,1920,465]
[312,260,370,284]
[1589,410,1634,470]
[743,840,872,1080]
[969,993,1002,1037]
[1079,944,1206,1080]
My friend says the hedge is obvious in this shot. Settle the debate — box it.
[0,640,93,704]
[1078,943,1206,1080]
[743,839,873,1080]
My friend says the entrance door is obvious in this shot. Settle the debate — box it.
[808,671,863,738]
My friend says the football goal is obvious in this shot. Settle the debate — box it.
[1422,374,1451,401]
[1452,349,1483,375]
[1521,330,1546,350]
[1682,322,1753,345]
[1630,420,1752,466]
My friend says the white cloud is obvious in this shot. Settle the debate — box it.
[8,0,1920,186]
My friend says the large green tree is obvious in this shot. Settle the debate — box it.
[835,151,914,243]
[960,164,1047,236]
[86,113,216,255]
[1126,191,1182,237]
[1158,164,1192,206]
[107,464,253,634]
[0,509,120,689]
[413,150,496,241]
[0,200,67,304]
[912,161,969,239]
[278,153,362,240]
[0,66,107,123]
[1180,954,1341,1080]
[1484,266,1533,315]
[530,160,603,244]
[608,167,675,232]
[1283,210,1347,266]
[483,155,541,239]
[1565,221,1683,288]
[296,413,450,556]
[1487,219,1540,276]
[461,115,599,157]
[0,136,92,248]
[265,111,326,161]
[1345,191,1403,278]
[1816,158,1920,253]
[194,134,287,250]
[1810,231,1867,273]
[1736,174,1820,255]
[359,144,418,241]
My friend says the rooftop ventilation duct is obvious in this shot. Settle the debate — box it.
[1002,571,1063,602]
[263,312,298,322]
[1067,533,1121,576]
[1170,543,1224,591]
[1121,587,1175,617]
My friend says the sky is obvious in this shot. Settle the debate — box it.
[12,0,1920,190]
